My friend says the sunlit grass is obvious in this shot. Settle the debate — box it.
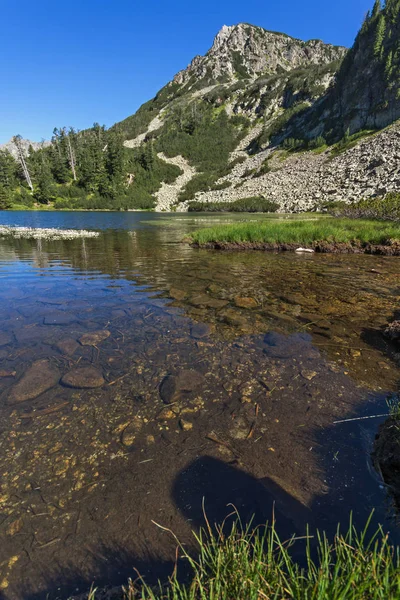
[86,516,400,599]
[188,218,400,246]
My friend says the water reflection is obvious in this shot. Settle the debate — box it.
[0,211,399,598]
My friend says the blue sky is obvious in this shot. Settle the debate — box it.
[1,0,372,143]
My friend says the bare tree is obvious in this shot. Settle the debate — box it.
[64,128,77,181]
[12,135,33,190]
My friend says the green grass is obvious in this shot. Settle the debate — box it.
[188,218,400,246]
[87,517,400,599]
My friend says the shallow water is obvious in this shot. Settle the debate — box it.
[0,211,399,599]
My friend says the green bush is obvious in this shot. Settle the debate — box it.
[325,194,400,221]
[187,196,279,213]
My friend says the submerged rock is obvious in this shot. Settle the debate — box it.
[79,330,111,346]
[159,369,205,404]
[169,287,187,301]
[384,320,400,343]
[264,332,316,359]
[121,418,143,447]
[234,296,259,309]
[44,311,75,325]
[56,338,79,356]
[61,366,105,389]
[0,331,13,347]
[180,419,193,431]
[190,323,212,339]
[9,360,60,404]
[159,375,177,405]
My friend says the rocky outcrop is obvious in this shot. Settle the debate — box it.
[174,24,346,87]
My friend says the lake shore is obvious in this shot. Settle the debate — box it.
[188,218,400,255]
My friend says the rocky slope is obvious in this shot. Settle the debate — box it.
[189,123,400,212]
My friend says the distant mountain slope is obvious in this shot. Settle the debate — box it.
[0,137,49,158]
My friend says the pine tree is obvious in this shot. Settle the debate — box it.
[0,150,17,191]
[374,13,386,57]
[34,155,54,204]
[50,128,70,183]
[385,50,394,79]
[372,0,381,18]
[0,184,11,209]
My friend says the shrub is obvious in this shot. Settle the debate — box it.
[325,194,400,221]
[187,196,279,213]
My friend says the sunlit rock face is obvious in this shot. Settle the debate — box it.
[173,23,346,85]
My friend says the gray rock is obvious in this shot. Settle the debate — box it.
[9,360,60,404]
[61,366,105,389]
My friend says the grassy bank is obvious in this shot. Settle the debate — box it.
[188,218,400,252]
[86,518,400,599]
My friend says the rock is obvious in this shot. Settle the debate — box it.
[159,375,177,405]
[61,367,104,389]
[219,308,249,327]
[9,360,60,404]
[169,287,187,301]
[190,323,212,339]
[158,408,176,420]
[301,370,317,381]
[230,416,250,440]
[121,418,143,447]
[0,370,16,378]
[56,338,79,356]
[159,369,205,404]
[189,294,228,309]
[385,320,400,342]
[295,248,315,253]
[264,332,315,359]
[180,419,193,431]
[6,518,23,536]
[176,369,205,392]
[0,331,13,347]
[234,296,259,309]
[43,311,75,325]
[79,330,111,346]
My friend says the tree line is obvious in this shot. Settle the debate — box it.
[0,124,183,210]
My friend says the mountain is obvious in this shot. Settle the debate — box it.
[113,3,400,212]
[0,137,49,158]
[116,24,346,143]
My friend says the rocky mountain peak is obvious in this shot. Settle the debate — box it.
[173,23,347,87]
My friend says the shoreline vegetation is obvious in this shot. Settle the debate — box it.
[187,218,400,255]
[84,517,400,599]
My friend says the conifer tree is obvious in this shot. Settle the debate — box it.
[372,0,381,18]
[374,13,386,57]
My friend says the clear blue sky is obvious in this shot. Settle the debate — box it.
[1,0,372,143]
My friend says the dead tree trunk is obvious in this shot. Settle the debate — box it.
[12,135,33,190]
